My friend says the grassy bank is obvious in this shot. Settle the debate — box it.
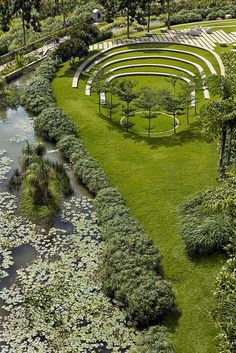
[52,63,225,353]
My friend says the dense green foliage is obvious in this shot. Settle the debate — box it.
[20,55,58,114]
[21,56,175,331]
[19,142,71,223]
[179,177,236,256]
[214,251,236,353]
[129,325,175,353]
[34,108,77,143]
[94,187,175,327]
[20,76,55,113]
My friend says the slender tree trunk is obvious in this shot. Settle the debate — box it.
[126,102,129,132]
[195,95,197,115]
[148,109,151,138]
[22,14,26,46]
[147,0,151,33]
[173,112,176,134]
[127,8,130,39]
[186,106,189,125]
[109,94,113,122]
[61,0,66,27]
[98,90,101,114]
[219,125,227,175]
[167,0,171,30]
[227,123,234,166]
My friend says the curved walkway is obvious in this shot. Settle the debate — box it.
[86,48,217,76]
[100,72,196,106]
[73,30,226,87]
[101,56,205,76]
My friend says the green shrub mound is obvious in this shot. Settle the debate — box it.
[20,56,59,114]
[20,76,55,114]
[73,157,110,194]
[214,252,236,353]
[36,57,59,81]
[95,187,175,327]
[180,213,233,257]
[57,134,86,160]
[57,134,110,194]
[129,325,175,353]
[18,142,70,224]
[35,107,77,143]
[179,179,236,257]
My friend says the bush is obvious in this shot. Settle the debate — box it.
[178,179,236,257]
[20,76,55,114]
[95,187,175,327]
[171,10,202,25]
[129,326,175,353]
[57,134,86,160]
[214,253,236,353]
[180,213,233,256]
[73,157,110,194]
[36,57,59,81]
[34,107,77,142]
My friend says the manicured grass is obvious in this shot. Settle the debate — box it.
[104,57,200,76]
[53,63,225,353]
[99,44,221,75]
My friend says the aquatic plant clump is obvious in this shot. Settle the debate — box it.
[0,196,141,353]
[0,150,13,183]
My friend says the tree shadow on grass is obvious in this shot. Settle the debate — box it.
[103,117,208,149]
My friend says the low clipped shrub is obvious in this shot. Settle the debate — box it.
[57,135,110,194]
[129,325,175,353]
[20,76,55,114]
[36,57,59,81]
[34,107,77,143]
[95,187,175,327]
[57,134,86,160]
[73,157,110,194]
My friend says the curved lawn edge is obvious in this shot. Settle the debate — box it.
[53,61,225,353]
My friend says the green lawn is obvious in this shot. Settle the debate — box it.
[53,63,225,353]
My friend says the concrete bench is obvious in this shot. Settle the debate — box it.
[219,42,228,47]
[160,28,168,34]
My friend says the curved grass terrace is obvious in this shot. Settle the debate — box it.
[53,36,225,353]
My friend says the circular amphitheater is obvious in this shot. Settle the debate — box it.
[72,32,226,136]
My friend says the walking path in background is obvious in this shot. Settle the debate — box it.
[0,37,68,76]
[89,28,236,51]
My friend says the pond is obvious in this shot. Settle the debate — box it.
[0,68,138,352]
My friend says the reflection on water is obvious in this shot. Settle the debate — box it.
[0,69,92,321]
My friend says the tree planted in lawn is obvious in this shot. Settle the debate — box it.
[135,87,159,137]
[116,79,138,132]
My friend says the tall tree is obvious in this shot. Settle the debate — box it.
[135,87,159,137]
[104,81,119,122]
[158,88,184,134]
[200,98,236,176]
[178,83,195,125]
[116,79,138,132]
[5,0,42,46]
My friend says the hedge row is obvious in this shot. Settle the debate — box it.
[21,55,176,329]
[20,56,59,114]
